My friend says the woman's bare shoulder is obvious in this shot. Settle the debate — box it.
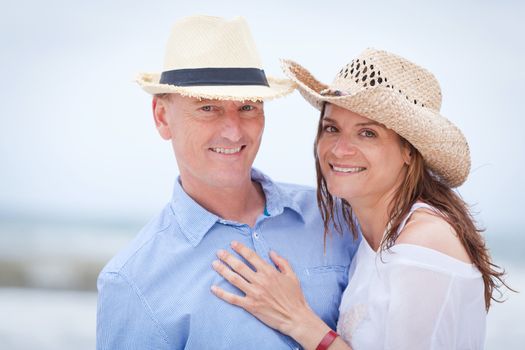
[395,209,472,263]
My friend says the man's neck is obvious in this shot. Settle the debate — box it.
[180,176,266,228]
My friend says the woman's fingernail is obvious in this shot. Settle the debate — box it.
[212,260,220,268]
[217,249,226,258]
[211,285,217,293]
[231,241,239,248]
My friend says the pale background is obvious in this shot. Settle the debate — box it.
[1,0,523,348]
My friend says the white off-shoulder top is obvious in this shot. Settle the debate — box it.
[337,202,486,349]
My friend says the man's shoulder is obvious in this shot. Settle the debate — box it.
[99,205,173,277]
[273,181,319,211]
[274,181,316,198]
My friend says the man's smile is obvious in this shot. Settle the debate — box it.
[209,145,246,155]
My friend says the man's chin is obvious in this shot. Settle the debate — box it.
[206,168,253,188]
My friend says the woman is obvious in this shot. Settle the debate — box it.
[210,49,507,349]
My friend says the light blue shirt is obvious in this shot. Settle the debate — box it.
[97,169,359,349]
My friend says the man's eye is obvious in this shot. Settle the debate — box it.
[201,106,213,112]
[241,105,255,111]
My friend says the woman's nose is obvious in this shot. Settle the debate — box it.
[331,136,358,158]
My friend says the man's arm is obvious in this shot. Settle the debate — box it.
[96,271,170,350]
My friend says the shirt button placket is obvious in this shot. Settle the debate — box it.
[251,228,270,263]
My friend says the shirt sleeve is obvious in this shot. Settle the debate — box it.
[382,263,456,350]
[96,271,170,350]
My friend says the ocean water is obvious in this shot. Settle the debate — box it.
[0,222,523,349]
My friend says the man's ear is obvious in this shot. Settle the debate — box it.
[152,97,172,140]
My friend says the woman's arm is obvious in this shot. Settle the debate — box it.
[211,241,352,350]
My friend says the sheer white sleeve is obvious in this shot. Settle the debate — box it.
[383,261,454,349]
[380,245,485,350]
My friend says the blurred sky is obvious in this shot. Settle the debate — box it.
[1,0,524,234]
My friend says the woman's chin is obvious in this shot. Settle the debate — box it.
[326,184,359,202]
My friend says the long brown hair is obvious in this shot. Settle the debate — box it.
[314,103,511,311]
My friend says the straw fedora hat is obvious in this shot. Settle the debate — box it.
[281,48,470,187]
[136,15,295,101]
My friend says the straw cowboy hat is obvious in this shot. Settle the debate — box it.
[281,48,470,187]
[136,15,295,101]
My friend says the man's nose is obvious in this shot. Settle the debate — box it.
[220,111,243,142]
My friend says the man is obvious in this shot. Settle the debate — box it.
[97,15,358,349]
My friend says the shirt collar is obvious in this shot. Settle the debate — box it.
[251,168,304,219]
[169,168,305,247]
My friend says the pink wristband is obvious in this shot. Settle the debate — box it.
[316,330,339,350]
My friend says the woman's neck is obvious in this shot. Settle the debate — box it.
[348,185,401,251]
[352,201,390,251]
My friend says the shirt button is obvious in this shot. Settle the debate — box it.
[253,232,259,239]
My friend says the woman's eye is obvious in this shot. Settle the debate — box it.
[241,105,255,111]
[360,129,376,138]
[323,125,337,133]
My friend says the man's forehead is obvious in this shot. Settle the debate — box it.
[163,94,264,110]
[176,95,263,105]
[194,98,217,104]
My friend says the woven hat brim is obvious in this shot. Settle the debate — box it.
[281,59,470,188]
[135,72,296,102]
